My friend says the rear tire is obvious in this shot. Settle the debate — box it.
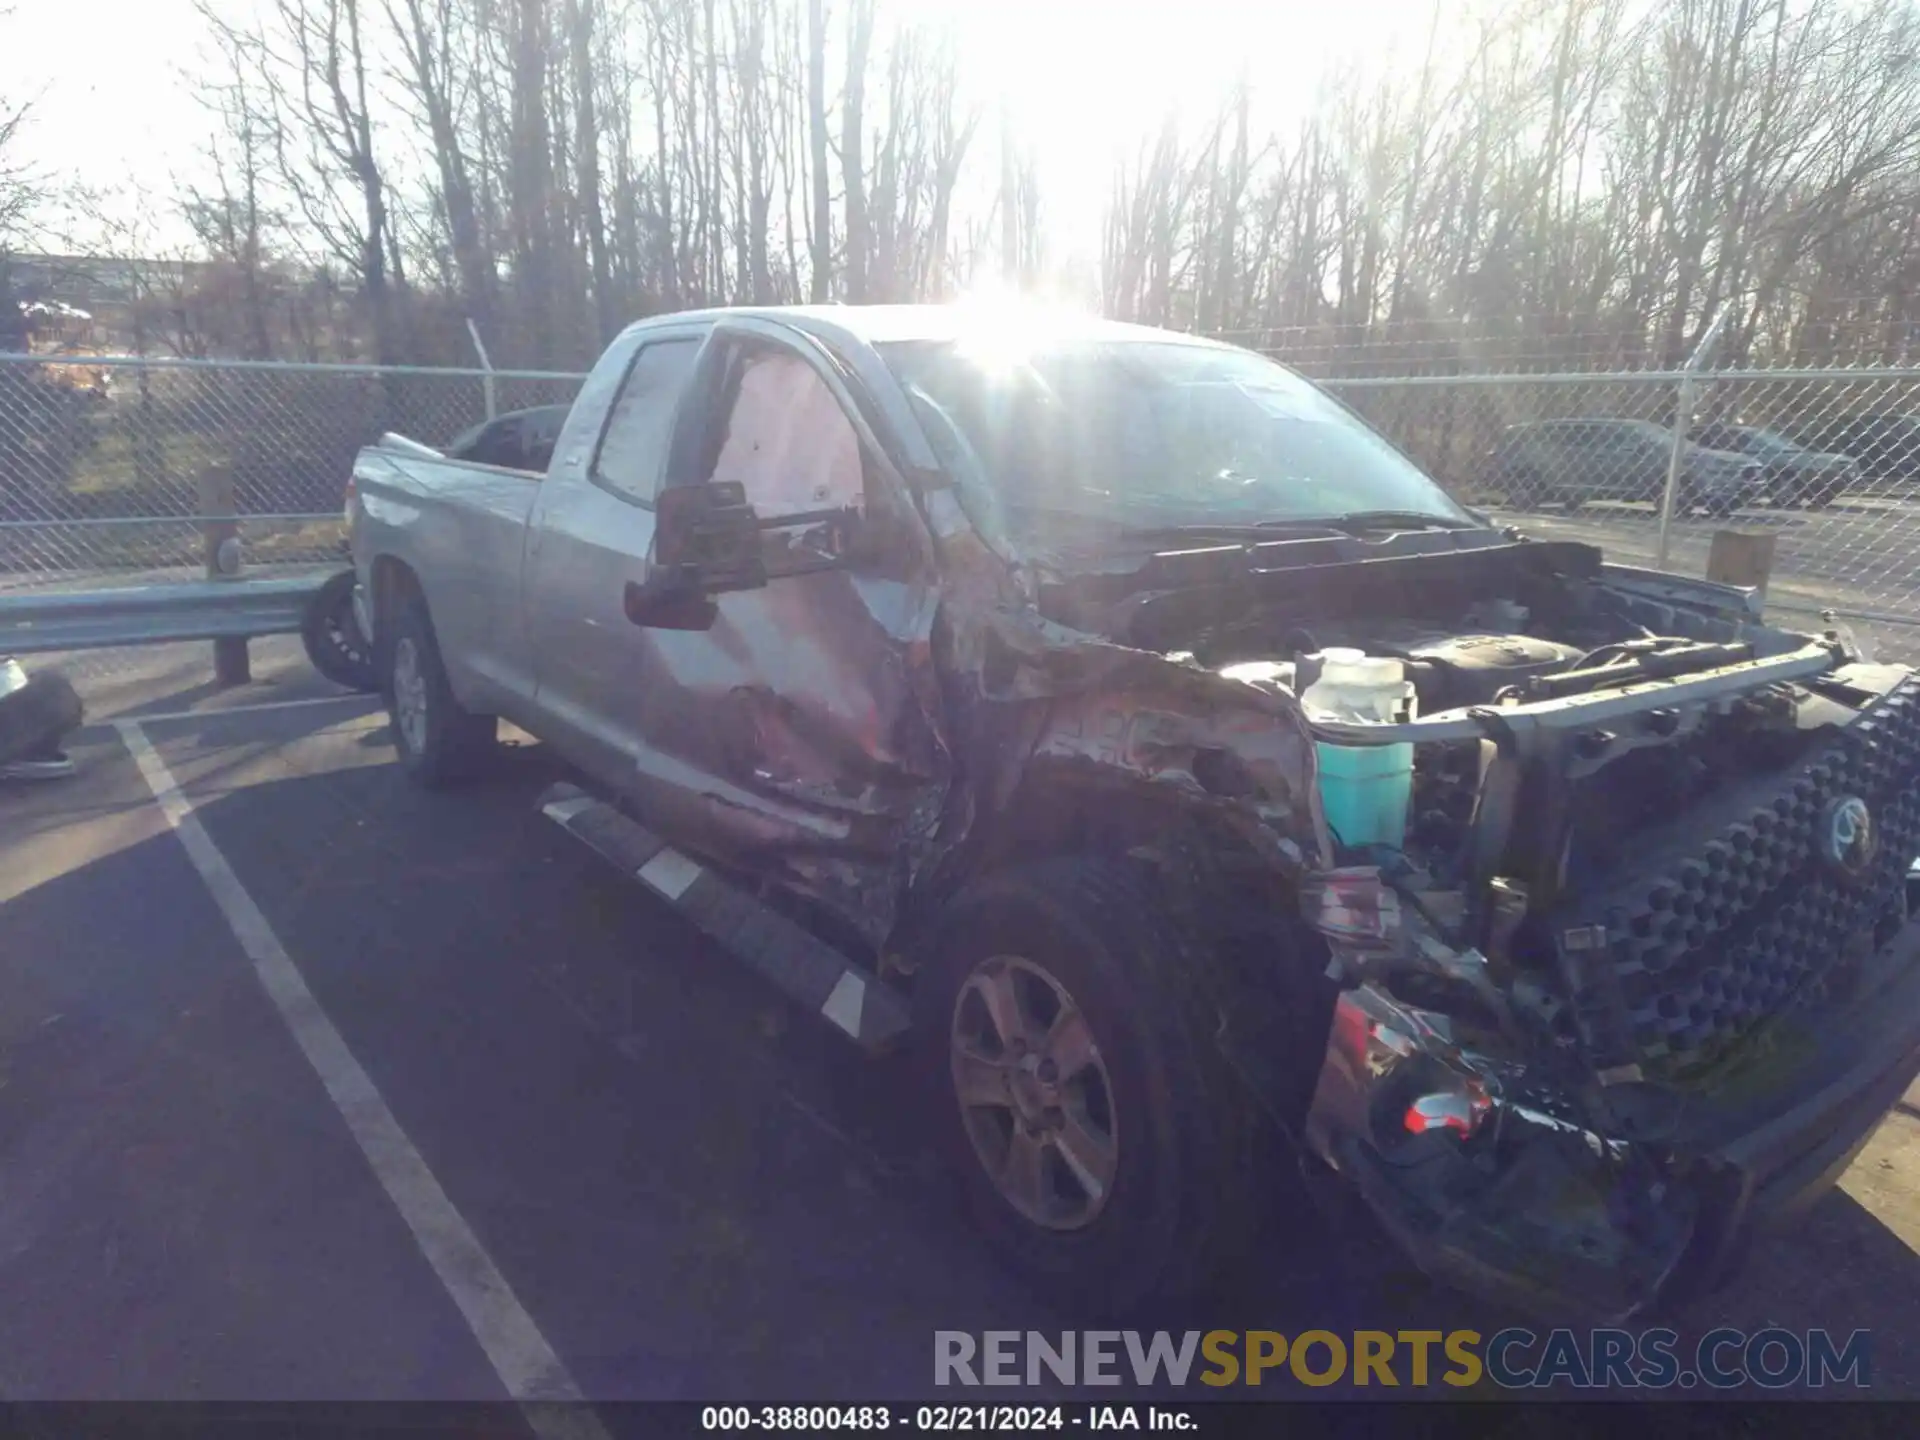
[0,664,82,768]
[384,590,497,788]
[302,570,380,693]
[913,858,1262,1318]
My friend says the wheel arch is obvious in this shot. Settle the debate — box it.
[898,762,1334,1123]
[367,552,424,648]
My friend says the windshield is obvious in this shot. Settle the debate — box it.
[881,338,1474,538]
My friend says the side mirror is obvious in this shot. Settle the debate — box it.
[655,480,770,593]
[621,482,761,632]
[624,480,859,631]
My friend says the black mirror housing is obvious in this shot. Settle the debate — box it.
[628,480,860,630]
[623,574,720,631]
[656,480,769,592]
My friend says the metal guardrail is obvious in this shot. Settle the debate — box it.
[0,575,327,655]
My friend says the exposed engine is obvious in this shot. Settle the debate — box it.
[1180,588,1855,909]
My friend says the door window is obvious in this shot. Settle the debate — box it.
[593,339,701,502]
[708,352,865,516]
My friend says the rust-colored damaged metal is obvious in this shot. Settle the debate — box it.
[994,639,1329,867]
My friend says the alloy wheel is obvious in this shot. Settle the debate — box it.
[392,636,429,755]
[949,954,1119,1230]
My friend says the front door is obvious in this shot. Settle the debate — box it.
[627,321,950,931]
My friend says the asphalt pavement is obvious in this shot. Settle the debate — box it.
[5,675,1920,1410]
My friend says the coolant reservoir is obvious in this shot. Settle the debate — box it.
[1301,648,1416,851]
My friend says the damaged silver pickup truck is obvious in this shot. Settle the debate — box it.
[350,304,1920,1323]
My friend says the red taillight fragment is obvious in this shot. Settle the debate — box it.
[1403,1085,1491,1137]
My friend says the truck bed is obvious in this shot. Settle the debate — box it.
[351,437,545,706]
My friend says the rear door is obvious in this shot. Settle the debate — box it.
[622,318,949,915]
[1547,423,1598,494]
[1583,425,1649,499]
[1621,427,1670,499]
[524,323,708,786]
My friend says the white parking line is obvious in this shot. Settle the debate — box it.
[116,719,608,1438]
[123,693,378,725]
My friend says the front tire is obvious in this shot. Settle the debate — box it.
[385,591,497,788]
[914,858,1259,1317]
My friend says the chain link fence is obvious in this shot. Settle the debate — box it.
[1322,367,1920,663]
[9,346,1920,700]
[0,354,584,590]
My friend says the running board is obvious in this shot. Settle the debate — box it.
[536,782,911,1052]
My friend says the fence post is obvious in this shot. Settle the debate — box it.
[197,459,250,686]
[1656,370,1696,571]
[1656,312,1732,571]
[466,318,497,421]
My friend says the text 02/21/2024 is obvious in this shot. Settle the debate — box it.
[699,1405,1195,1431]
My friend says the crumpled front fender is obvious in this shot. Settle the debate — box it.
[932,586,1334,881]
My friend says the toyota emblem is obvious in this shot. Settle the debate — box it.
[1818,795,1879,880]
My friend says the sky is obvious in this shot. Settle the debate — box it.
[4,0,1435,259]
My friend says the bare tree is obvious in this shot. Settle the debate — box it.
[386,0,497,340]
[231,0,405,366]
[0,6,39,253]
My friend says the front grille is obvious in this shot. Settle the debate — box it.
[1553,677,1920,1078]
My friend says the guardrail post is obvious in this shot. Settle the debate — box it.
[197,459,251,686]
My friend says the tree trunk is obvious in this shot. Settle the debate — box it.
[565,0,616,344]
[841,0,876,301]
[806,0,832,301]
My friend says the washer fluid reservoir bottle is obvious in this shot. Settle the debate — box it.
[1300,648,1416,850]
